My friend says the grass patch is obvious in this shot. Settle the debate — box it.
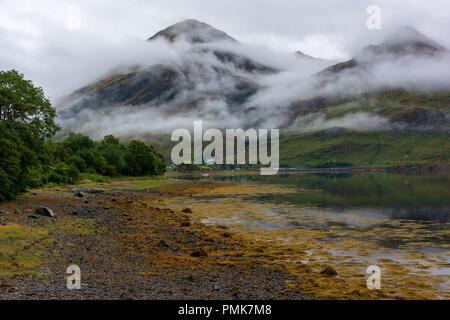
[0,223,54,277]
[0,217,99,277]
[79,172,114,183]
[47,217,100,236]
[115,178,181,190]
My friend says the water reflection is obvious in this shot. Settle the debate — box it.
[177,172,450,223]
[170,171,450,295]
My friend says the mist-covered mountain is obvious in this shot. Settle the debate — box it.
[147,19,237,44]
[58,20,450,142]
[285,26,450,134]
[320,26,446,77]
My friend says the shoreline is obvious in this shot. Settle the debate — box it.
[173,166,449,175]
[0,178,447,300]
[0,181,307,300]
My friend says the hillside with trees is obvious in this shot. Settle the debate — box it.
[0,70,165,202]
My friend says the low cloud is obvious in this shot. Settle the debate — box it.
[291,112,391,133]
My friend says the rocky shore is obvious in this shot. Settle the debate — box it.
[0,181,306,300]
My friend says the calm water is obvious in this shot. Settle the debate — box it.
[174,172,450,285]
[178,172,450,226]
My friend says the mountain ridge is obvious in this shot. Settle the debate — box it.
[58,21,450,141]
[320,26,447,77]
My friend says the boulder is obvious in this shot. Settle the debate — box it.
[35,207,56,218]
[320,266,338,276]
[72,187,103,194]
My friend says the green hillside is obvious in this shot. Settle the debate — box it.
[122,91,450,170]
[280,131,449,169]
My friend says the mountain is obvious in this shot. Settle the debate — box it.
[147,19,237,44]
[320,26,447,76]
[58,20,280,131]
[295,50,317,60]
[283,27,450,125]
[294,50,333,62]
[58,22,450,169]
[57,22,450,168]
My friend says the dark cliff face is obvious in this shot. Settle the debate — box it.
[69,65,181,107]
[59,65,181,120]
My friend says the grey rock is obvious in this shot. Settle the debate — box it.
[72,187,103,194]
[35,207,56,218]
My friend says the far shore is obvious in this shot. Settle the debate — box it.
[171,165,449,175]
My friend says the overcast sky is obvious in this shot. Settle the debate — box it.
[1,0,449,100]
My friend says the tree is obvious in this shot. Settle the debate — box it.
[0,70,60,140]
[93,153,108,175]
[0,70,59,200]
[102,135,120,145]
[99,135,126,174]
[124,140,157,176]
[61,133,96,168]
[0,122,39,200]
[67,163,80,184]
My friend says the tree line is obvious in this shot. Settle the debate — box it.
[0,70,165,202]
